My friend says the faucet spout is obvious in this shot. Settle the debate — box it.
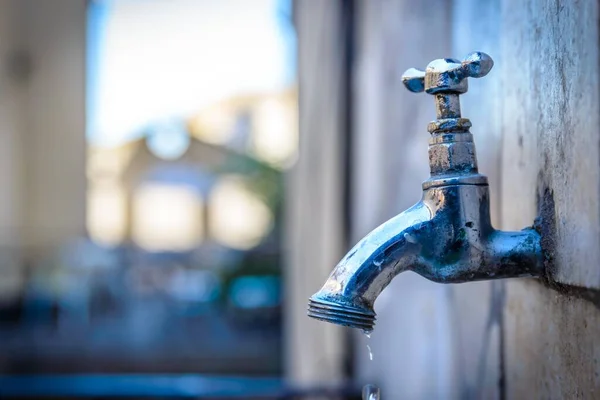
[308,202,432,332]
[308,183,543,333]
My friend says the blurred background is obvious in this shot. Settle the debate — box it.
[0,0,326,398]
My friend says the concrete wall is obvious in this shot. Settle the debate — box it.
[499,0,600,397]
[285,0,348,385]
[0,0,86,264]
[19,0,87,253]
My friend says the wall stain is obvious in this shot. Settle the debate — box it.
[536,181,600,310]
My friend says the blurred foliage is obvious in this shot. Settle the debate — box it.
[217,152,284,215]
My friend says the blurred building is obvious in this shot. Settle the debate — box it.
[0,0,301,383]
[87,89,297,253]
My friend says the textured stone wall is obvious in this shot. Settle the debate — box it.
[500,0,600,397]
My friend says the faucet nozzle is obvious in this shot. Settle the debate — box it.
[307,296,376,333]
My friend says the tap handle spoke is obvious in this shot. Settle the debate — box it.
[401,67,426,93]
[462,51,494,79]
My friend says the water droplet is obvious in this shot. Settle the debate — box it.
[367,344,373,361]
[365,333,371,339]
[373,259,382,267]
[362,384,380,400]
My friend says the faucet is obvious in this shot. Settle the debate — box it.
[307,52,544,333]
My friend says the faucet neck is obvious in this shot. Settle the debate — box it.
[427,89,473,135]
[425,92,486,188]
[424,127,488,189]
[434,93,461,119]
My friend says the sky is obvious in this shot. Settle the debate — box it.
[87,0,295,147]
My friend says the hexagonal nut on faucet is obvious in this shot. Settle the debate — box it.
[402,51,494,95]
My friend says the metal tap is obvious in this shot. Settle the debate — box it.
[307,52,543,333]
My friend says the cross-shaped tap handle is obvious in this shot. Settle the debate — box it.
[402,51,493,94]
[401,52,493,124]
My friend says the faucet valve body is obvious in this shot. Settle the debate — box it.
[404,52,494,188]
[308,52,543,332]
